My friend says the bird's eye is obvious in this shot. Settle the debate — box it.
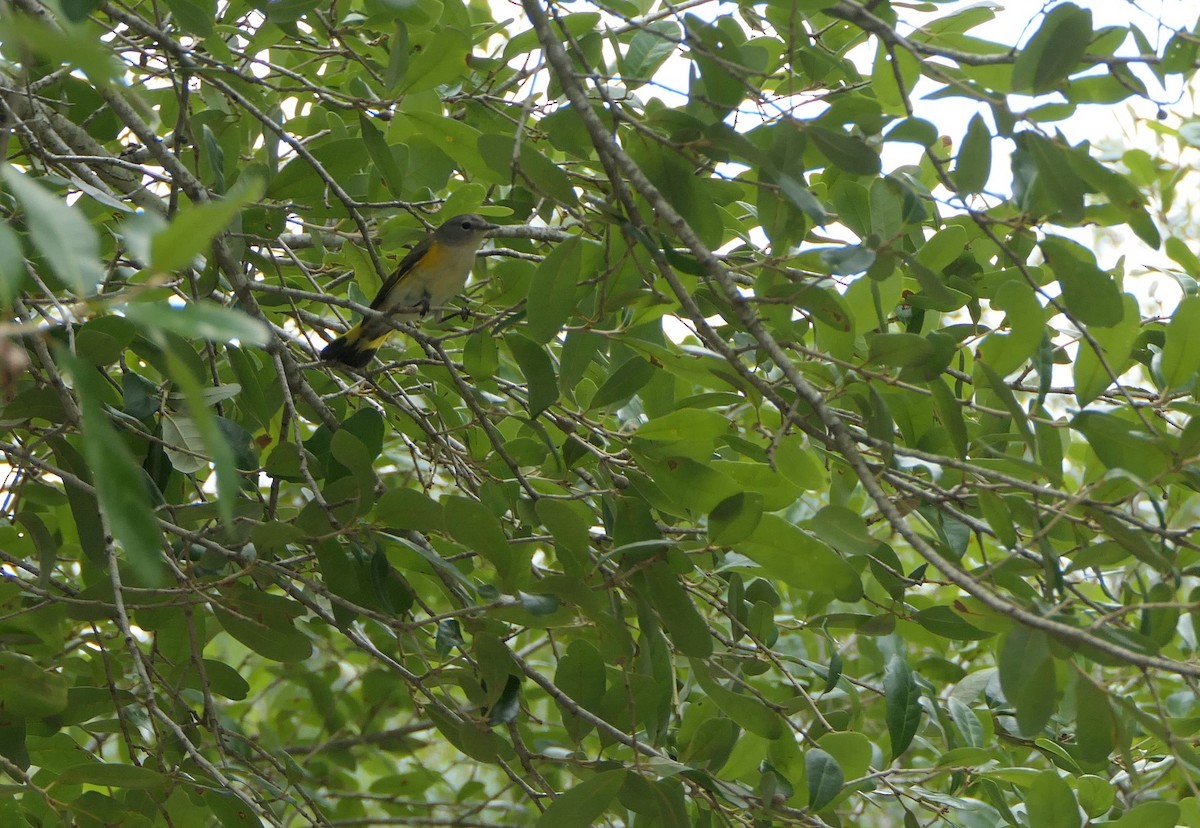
[461,221,472,230]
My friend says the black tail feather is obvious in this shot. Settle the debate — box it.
[320,335,376,368]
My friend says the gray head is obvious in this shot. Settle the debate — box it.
[434,214,499,246]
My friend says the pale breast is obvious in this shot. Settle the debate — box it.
[381,242,480,315]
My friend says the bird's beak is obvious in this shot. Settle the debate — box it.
[483,222,500,233]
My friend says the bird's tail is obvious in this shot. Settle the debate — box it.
[320,322,389,368]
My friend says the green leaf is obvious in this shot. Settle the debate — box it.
[1074,294,1139,405]
[443,496,519,588]
[883,654,922,758]
[1160,295,1200,389]
[519,143,579,207]
[517,591,559,616]
[867,333,934,368]
[1012,3,1092,94]
[534,769,626,828]
[124,301,270,346]
[809,126,881,176]
[708,492,763,545]
[60,0,104,21]
[75,315,136,367]
[401,28,471,93]
[2,165,104,297]
[820,244,876,276]
[1073,673,1115,764]
[507,333,558,416]
[504,12,600,60]
[535,498,591,575]
[953,114,992,194]
[1075,776,1115,819]
[1040,236,1124,328]
[359,114,405,196]
[1025,771,1081,828]
[0,652,68,717]
[618,21,680,88]
[589,356,655,410]
[375,487,444,533]
[806,748,844,811]
[150,177,264,272]
[1072,411,1170,482]
[811,505,877,555]
[641,561,713,658]
[978,280,1043,377]
[53,762,167,790]
[525,236,581,343]
[60,350,166,585]
[735,514,862,601]
[0,221,26,307]
[435,619,464,657]
[161,412,208,474]
[164,0,215,36]
[691,659,782,739]
[885,117,937,147]
[486,675,521,726]
[1110,801,1181,828]
[999,626,1056,737]
[929,377,968,458]
[680,716,738,771]
[914,606,995,641]
[1166,235,1200,277]
[385,21,409,91]
[164,349,242,533]
[776,173,828,224]
[554,639,605,742]
[635,407,730,451]
[1019,135,1088,223]
[212,584,313,663]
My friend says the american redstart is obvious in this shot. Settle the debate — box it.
[321,213,498,367]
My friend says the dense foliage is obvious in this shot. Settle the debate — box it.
[3,0,1200,824]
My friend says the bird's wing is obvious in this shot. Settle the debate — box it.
[369,234,435,311]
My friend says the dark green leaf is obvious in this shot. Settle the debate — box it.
[954,114,992,194]
[691,659,782,739]
[999,626,1056,737]
[914,606,995,641]
[641,561,713,658]
[534,769,626,828]
[526,236,581,343]
[55,762,167,790]
[589,356,655,410]
[0,652,68,716]
[359,115,405,196]
[1012,4,1092,94]
[486,675,521,726]
[2,166,103,296]
[211,584,312,663]
[60,350,165,585]
[809,126,881,175]
[708,492,763,545]
[805,748,844,811]
[149,177,264,272]
[883,654,922,758]
[124,301,270,346]
[507,333,558,416]
[1040,236,1124,328]
[1160,295,1200,389]
[1025,770,1081,828]
[436,619,464,657]
[164,0,215,36]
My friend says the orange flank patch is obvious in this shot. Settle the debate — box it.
[412,241,446,274]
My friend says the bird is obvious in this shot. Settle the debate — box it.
[320,213,499,367]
